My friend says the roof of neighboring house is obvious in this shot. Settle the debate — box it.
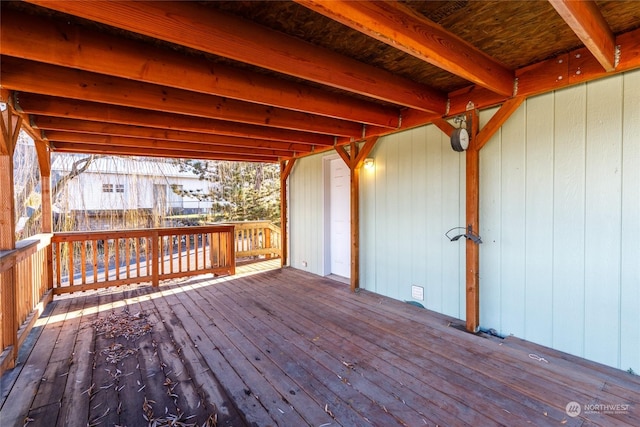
[50,156,205,179]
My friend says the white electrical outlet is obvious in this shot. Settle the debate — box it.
[302,261,308,267]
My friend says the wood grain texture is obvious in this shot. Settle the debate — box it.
[1,56,361,138]
[3,261,639,426]
[23,95,334,147]
[0,8,399,128]
[298,0,514,96]
[24,0,446,113]
[549,0,616,71]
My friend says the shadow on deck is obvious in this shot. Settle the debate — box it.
[1,260,639,426]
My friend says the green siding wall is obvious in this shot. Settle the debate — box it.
[288,69,639,371]
[480,70,640,371]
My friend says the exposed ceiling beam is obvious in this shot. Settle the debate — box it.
[0,9,400,128]
[296,0,514,96]
[50,142,277,163]
[1,56,362,137]
[16,94,334,146]
[24,0,447,113]
[548,0,616,71]
[33,117,314,153]
[45,131,298,158]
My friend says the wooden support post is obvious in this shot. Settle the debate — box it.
[336,137,378,292]
[280,159,296,267]
[465,108,480,332]
[34,139,54,290]
[0,99,22,368]
[433,99,524,333]
[463,99,523,332]
[349,141,360,292]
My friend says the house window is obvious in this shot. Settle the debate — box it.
[102,183,114,193]
[116,184,125,193]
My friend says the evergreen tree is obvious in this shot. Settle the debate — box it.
[175,160,280,222]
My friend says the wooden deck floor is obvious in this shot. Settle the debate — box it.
[2,260,639,426]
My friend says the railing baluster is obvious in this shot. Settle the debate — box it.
[186,233,191,272]
[125,237,131,279]
[80,241,87,284]
[115,237,120,281]
[92,240,98,284]
[135,238,141,278]
[152,231,159,287]
[55,242,61,288]
[178,234,182,273]
[68,242,74,288]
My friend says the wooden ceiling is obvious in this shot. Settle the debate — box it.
[1,0,639,163]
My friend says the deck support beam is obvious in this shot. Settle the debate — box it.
[280,159,296,267]
[336,137,378,292]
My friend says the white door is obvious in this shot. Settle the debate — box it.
[329,159,350,278]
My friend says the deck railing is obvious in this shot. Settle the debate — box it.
[223,221,281,259]
[1,222,280,374]
[52,225,235,294]
[0,234,53,373]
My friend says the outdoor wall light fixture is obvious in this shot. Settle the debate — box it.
[363,158,375,170]
[445,226,483,244]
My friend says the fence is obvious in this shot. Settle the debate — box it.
[51,225,235,294]
[0,234,52,373]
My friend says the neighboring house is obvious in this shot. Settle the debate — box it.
[288,70,639,372]
[51,156,214,229]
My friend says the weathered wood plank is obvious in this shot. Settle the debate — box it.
[172,281,307,426]
[86,292,121,426]
[277,269,636,425]
[57,293,100,427]
[160,285,275,426]
[145,285,246,426]
[188,284,347,426]
[28,293,87,420]
[209,277,441,426]
[233,273,535,426]
[3,263,639,427]
[136,289,210,424]
[0,298,71,426]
